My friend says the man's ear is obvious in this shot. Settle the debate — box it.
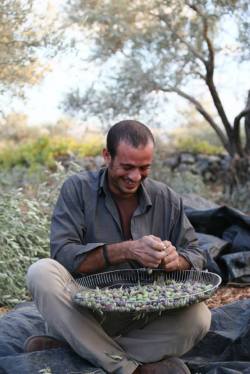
[102,148,111,165]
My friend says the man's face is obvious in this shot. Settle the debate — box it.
[103,140,154,197]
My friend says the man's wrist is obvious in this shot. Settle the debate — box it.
[178,255,191,270]
[102,244,111,266]
[125,240,137,261]
[103,240,134,264]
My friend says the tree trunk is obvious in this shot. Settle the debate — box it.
[223,91,250,190]
[244,91,250,154]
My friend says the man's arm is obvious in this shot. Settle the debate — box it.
[50,176,108,273]
[76,235,168,273]
[169,197,206,270]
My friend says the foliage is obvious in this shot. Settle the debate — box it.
[0,190,50,306]
[151,151,211,197]
[0,166,39,192]
[0,191,50,306]
[0,164,81,307]
[64,0,250,159]
[76,133,105,157]
[0,113,47,143]
[222,182,250,215]
[0,0,64,114]
[168,106,225,148]
[173,137,224,155]
[0,0,43,88]
[0,134,104,170]
[167,115,225,154]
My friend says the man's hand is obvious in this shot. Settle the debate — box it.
[160,240,191,271]
[129,235,167,268]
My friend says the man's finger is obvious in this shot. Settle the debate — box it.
[149,235,162,242]
[162,240,172,251]
[162,249,178,265]
[150,250,167,260]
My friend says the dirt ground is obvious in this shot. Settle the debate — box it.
[0,306,10,316]
[1,285,250,316]
[205,285,250,308]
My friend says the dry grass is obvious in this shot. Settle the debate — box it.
[206,285,250,309]
[0,307,11,316]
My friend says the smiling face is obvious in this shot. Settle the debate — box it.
[103,140,154,198]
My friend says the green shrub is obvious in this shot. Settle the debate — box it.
[0,137,54,169]
[0,167,70,306]
[0,135,104,170]
[76,133,104,157]
[0,162,84,307]
[222,182,250,215]
[151,154,211,198]
[0,190,50,306]
[174,138,224,155]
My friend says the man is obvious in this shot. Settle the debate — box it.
[26,120,211,374]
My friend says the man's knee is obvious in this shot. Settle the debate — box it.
[26,258,63,294]
[172,302,211,357]
[188,302,211,342]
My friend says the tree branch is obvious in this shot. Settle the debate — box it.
[233,90,250,156]
[244,91,250,154]
[155,12,207,66]
[188,4,214,73]
[189,3,233,144]
[191,69,206,81]
[160,85,230,153]
[233,108,250,156]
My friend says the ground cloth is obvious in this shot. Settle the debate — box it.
[0,300,250,373]
[185,204,250,284]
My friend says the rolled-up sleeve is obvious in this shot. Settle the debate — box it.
[170,198,206,270]
[50,177,104,273]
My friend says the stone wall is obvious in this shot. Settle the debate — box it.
[163,152,231,183]
[57,152,231,185]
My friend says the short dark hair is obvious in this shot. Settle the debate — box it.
[106,120,155,158]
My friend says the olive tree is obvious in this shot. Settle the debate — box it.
[64,0,250,175]
[0,0,63,114]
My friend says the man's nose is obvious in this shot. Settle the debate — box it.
[128,168,142,181]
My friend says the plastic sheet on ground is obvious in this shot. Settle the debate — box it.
[0,303,104,374]
[1,300,250,374]
[184,204,250,284]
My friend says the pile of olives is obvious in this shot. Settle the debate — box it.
[73,280,213,313]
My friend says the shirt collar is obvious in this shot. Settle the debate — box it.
[98,167,108,195]
[98,167,152,210]
[140,180,152,208]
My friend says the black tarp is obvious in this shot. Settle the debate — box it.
[1,300,250,374]
[1,202,250,373]
[185,205,250,284]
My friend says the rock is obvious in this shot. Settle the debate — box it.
[220,156,231,171]
[180,153,196,164]
[206,155,221,164]
[181,193,219,210]
[196,158,210,174]
[163,155,179,169]
[177,164,192,173]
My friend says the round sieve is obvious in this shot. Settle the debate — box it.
[68,269,222,313]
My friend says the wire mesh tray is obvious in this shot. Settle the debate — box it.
[69,269,222,313]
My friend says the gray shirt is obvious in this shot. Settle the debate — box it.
[50,168,206,274]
